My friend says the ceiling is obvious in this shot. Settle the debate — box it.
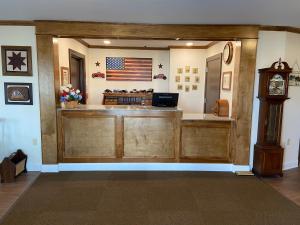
[0,0,300,27]
[82,39,212,48]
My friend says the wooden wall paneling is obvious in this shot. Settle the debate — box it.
[123,116,176,158]
[181,120,232,162]
[35,21,259,39]
[56,110,64,162]
[36,34,58,164]
[232,39,258,165]
[115,115,124,158]
[63,116,116,158]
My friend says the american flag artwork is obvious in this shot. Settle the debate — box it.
[106,57,152,81]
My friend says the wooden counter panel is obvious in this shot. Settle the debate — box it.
[124,117,175,158]
[181,121,232,162]
[63,116,116,158]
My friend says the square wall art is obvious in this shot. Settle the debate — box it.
[1,46,32,76]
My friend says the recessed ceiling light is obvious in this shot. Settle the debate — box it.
[175,38,180,41]
[104,40,111,44]
[186,42,193,46]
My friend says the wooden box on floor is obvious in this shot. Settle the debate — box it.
[0,150,27,183]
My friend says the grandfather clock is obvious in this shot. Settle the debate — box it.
[253,59,292,177]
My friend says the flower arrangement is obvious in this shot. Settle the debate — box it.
[60,84,82,103]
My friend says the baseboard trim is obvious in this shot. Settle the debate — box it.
[283,161,299,170]
[41,163,250,173]
[27,163,42,171]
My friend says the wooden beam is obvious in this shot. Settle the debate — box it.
[0,20,34,26]
[260,25,300,34]
[35,21,259,39]
[36,35,58,164]
[232,39,258,165]
[74,38,90,47]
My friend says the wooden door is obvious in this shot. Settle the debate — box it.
[204,53,222,113]
[69,49,86,104]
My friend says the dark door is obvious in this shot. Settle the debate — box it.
[204,53,222,113]
[69,49,86,104]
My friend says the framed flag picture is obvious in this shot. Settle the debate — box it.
[1,46,32,76]
[4,82,33,105]
[106,57,152,81]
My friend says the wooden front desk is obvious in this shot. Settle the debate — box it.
[57,106,233,163]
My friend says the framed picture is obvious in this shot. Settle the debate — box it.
[185,85,190,92]
[185,76,190,82]
[175,75,180,83]
[185,66,190,73]
[4,82,33,105]
[177,84,183,91]
[61,67,70,85]
[192,68,198,74]
[222,71,232,90]
[1,46,32,76]
[289,72,300,86]
[192,85,198,90]
[195,76,200,83]
[177,68,183,74]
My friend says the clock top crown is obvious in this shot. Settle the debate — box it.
[258,59,292,99]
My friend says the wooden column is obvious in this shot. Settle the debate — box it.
[232,39,258,165]
[36,35,58,164]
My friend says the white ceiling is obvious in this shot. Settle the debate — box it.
[0,0,300,27]
[82,39,212,47]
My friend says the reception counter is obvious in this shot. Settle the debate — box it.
[57,105,233,163]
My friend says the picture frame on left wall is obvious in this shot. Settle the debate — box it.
[4,82,33,105]
[1,46,32,76]
[60,67,70,85]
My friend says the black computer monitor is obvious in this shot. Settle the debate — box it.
[152,93,179,107]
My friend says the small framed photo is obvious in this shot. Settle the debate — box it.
[185,76,190,82]
[195,76,200,83]
[4,82,33,105]
[175,75,180,83]
[185,66,190,73]
[177,68,183,74]
[61,67,70,85]
[192,68,198,74]
[192,85,198,90]
[289,72,300,86]
[177,84,183,91]
[1,46,32,76]
[185,85,190,92]
[222,71,232,90]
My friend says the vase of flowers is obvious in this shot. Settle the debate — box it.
[60,84,82,109]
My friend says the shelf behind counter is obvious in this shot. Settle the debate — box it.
[57,105,234,163]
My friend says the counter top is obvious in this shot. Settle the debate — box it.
[182,113,234,121]
[58,104,182,112]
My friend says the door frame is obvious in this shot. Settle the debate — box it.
[204,53,222,113]
[68,49,86,104]
[35,21,258,165]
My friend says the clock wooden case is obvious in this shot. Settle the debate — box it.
[253,60,292,177]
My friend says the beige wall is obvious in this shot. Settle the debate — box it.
[87,48,170,105]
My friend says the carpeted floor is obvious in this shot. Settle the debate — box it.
[1,172,300,225]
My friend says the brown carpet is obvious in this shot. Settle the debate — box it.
[1,172,300,225]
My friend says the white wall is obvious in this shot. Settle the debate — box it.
[169,49,206,113]
[87,48,170,104]
[282,32,300,169]
[250,31,300,170]
[0,26,41,171]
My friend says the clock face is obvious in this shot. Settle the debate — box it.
[223,42,233,64]
[269,74,285,96]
